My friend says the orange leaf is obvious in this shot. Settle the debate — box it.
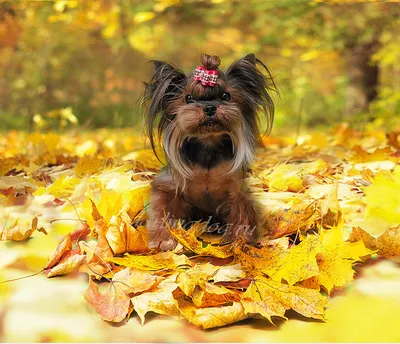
[45,233,72,269]
[84,279,131,323]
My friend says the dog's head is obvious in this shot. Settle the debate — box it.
[143,53,276,178]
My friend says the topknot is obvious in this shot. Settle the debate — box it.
[200,53,221,70]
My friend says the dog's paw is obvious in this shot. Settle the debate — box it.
[148,233,178,251]
[222,225,258,246]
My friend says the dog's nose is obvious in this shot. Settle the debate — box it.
[203,105,217,117]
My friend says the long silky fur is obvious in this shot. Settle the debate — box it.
[226,53,276,136]
[143,60,187,160]
[143,54,276,190]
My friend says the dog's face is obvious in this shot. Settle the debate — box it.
[144,53,275,178]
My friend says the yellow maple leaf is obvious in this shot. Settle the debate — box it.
[105,211,148,254]
[212,263,246,283]
[167,221,233,258]
[0,217,47,241]
[75,155,104,177]
[260,159,327,193]
[46,254,86,278]
[349,226,400,260]
[46,175,81,198]
[111,267,160,295]
[98,188,123,224]
[176,263,219,296]
[191,282,240,307]
[241,277,328,323]
[108,251,190,271]
[233,237,321,286]
[131,274,179,325]
[316,219,374,293]
[364,167,400,224]
[173,288,248,329]
[263,235,322,286]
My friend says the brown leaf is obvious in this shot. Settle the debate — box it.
[45,234,72,269]
[0,216,47,241]
[349,226,400,259]
[84,279,131,323]
[45,254,86,278]
[173,288,248,329]
[131,274,179,324]
[112,267,159,296]
[167,221,233,258]
[105,211,148,254]
[88,217,114,276]
[191,283,241,307]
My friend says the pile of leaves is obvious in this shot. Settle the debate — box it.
[1,122,400,329]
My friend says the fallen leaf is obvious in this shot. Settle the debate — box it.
[131,274,179,324]
[105,211,147,254]
[241,276,328,322]
[263,235,322,286]
[191,282,240,307]
[0,217,47,241]
[112,267,159,295]
[167,221,234,258]
[46,254,86,278]
[173,288,248,329]
[84,279,131,322]
[45,234,72,269]
[108,251,188,271]
[349,226,400,260]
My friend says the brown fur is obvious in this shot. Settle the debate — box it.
[143,53,275,250]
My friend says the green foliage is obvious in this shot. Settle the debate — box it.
[0,0,398,131]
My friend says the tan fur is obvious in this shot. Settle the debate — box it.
[148,162,259,250]
[144,53,275,250]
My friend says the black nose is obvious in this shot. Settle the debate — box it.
[203,105,217,117]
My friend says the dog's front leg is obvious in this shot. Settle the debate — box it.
[222,191,259,245]
[147,177,190,251]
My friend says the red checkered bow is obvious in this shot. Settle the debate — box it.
[194,66,218,87]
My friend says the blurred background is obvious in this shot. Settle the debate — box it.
[0,0,399,132]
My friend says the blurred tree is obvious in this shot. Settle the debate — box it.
[0,0,398,130]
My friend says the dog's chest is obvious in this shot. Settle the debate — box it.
[181,136,234,169]
[184,163,235,210]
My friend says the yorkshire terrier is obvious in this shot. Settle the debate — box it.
[144,53,275,250]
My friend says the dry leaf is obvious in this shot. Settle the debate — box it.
[84,279,131,323]
[45,234,72,269]
[46,254,86,278]
[108,251,188,271]
[173,288,248,329]
[106,211,148,254]
[1,217,46,241]
[112,267,159,295]
[241,277,328,322]
[167,221,233,258]
[131,274,179,324]
[191,282,240,307]
[349,226,400,260]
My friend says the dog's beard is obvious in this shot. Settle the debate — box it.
[162,103,256,186]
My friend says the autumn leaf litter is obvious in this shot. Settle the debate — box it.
[1,124,400,329]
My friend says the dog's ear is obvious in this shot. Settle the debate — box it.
[146,60,187,116]
[226,54,276,134]
[144,60,187,153]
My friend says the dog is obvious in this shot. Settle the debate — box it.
[143,53,275,250]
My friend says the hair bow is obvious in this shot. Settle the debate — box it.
[194,66,218,87]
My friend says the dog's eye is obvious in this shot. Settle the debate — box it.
[185,94,194,104]
[221,92,231,101]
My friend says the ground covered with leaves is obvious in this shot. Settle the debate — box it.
[1,122,400,341]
